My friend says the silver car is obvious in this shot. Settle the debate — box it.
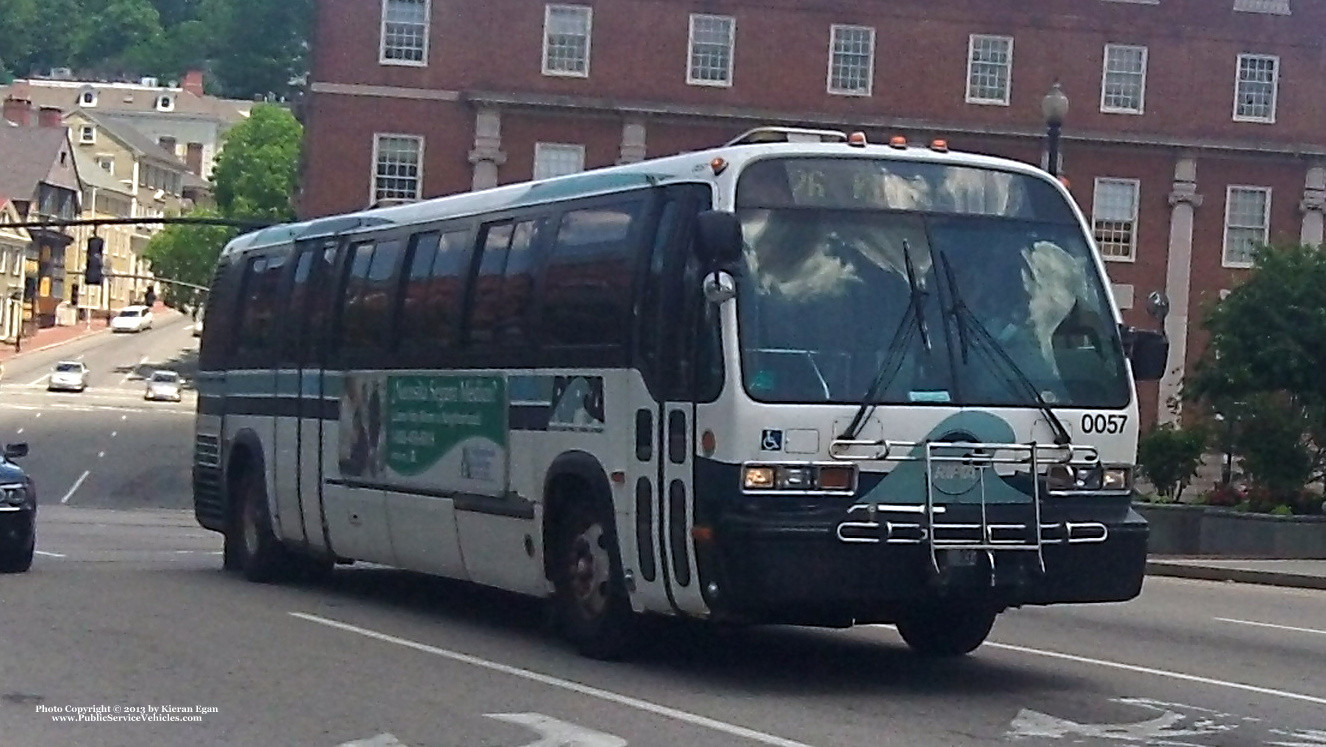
[144,370,183,402]
[47,361,89,392]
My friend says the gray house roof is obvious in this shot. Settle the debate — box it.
[0,124,80,202]
[1,80,250,123]
[75,109,192,169]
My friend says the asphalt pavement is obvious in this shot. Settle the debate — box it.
[6,312,1325,591]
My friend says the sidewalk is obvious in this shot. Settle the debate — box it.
[0,316,110,366]
[1147,558,1326,591]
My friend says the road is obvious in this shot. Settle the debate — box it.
[1,317,1323,746]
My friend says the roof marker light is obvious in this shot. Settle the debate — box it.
[710,157,728,175]
[888,136,907,149]
[930,139,949,152]
[847,131,868,147]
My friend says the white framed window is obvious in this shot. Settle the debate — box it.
[380,0,430,65]
[372,134,423,202]
[1100,44,1147,114]
[1223,186,1271,267]
[827,24,875,96]
[966,35,1013,105]
[156,94,174,112]
[542,4,592,77]
[687,14,735,87]
[79,89,97,107]
[79,125,96,144]
[1234,54,1278,123]
[533,143,585,180]
[1233,0,1291,15]
[1092,178,1140,261]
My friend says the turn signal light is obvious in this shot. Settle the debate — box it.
[711,157,728,175]
[888,136,907,149]
[817,466,855,491]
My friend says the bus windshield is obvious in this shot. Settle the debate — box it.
[735,156,1130,409]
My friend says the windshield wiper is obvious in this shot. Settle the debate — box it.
[938,252,1072,446]
[840,239,930,440]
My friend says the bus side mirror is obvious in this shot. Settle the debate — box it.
[3,442,28,459]
[694,211,743,266]
[1126,329,1168,381]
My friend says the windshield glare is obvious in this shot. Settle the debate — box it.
[735,157,1130,409]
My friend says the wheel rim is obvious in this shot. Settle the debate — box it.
[241,494,259,558]
[567,523,609,619]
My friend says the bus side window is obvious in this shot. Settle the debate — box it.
[497,218,544,348]
[538,200,645,350]
[398,229,472,358]
[280,249,315,360]
[236,254,284,358]
[467,222,514,347]
[337,241,377,350]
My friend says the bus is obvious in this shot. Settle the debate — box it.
[192,127,1169,659]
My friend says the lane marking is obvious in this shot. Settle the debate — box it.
[1216,617,1326,637]
[111,431,117,438]
[97,451,106,458]
[292,613,816,747]
[35,550,66,558]
[26,374,48,386]
[60,470,91,504]
[986,641,1326,706]
[15,427,22,435]
[121,414,127,420]
[121,355,150,386]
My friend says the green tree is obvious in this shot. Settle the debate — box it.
[208,0,312,99]
[210,104,303,221]
[141,208,237,297]
[1137,423,1208,502]
[76,0,162,69]
[1186,243,1326,500]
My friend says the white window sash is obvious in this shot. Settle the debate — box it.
[542,4,592,77]
[533,143,585,180]
[1232,53,1278,123]
[965,35,1013,105]
[1099,44,1147,114]
[379,0,430,66]
[1222,186,1271,267]
[686,14,735,87]
[371,134,424,203]
[826,25,875,96]
[1091,178,1140,262]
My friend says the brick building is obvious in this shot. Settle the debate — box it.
[303,0,1326,426]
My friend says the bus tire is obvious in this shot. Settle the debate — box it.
[895,603,998,657]
[552,498,634,660]
[231,469,290,583]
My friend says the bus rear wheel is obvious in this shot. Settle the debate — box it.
[229,469,290,583]
[553,499,633,660]
[895,603,998,657]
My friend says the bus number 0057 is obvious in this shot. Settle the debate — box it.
[1080,414,1127,434]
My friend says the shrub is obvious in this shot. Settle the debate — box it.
[1136,423,1208,502]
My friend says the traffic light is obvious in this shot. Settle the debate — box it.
[85,236,105,285]
[70,284,79,306]
[145,286,156,308]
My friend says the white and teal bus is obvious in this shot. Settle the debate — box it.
[193,127,1168,658]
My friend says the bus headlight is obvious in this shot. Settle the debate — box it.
[1,483,28,506]
[1046,465,1131,492]
[742,464,857,494]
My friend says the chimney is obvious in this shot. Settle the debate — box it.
[2,96,33,126]
[37,105,63,128]
[182,70,205,97]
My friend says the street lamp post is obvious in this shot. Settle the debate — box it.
[1041,81,1070,177]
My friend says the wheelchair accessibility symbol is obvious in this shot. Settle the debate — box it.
[761,429,784,451]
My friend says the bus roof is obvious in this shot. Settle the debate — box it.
[220,134,1060,259]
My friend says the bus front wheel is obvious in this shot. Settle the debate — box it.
[552,499,633,660]
[895,603,998,657]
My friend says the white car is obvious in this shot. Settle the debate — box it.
[47,361,89,392]
[144,370,183,402]
[110,305,153,333]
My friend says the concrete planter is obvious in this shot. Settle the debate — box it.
[1135,503,1326,558]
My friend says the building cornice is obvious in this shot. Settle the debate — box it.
[308,81,1326,159]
